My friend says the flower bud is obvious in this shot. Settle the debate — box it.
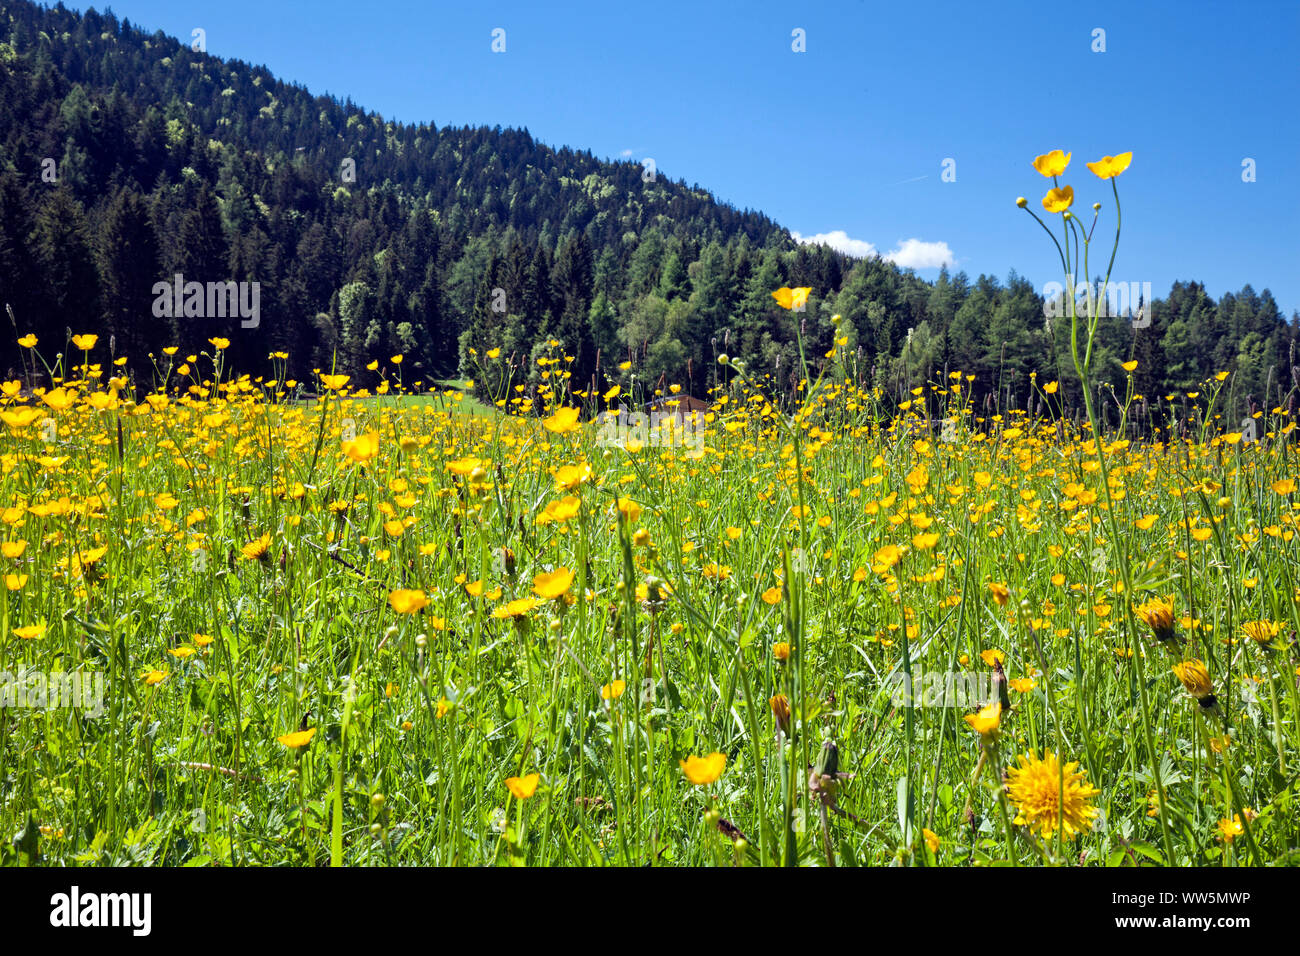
[769,694,792,735]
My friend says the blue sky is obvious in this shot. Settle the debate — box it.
[77,0,1300,314]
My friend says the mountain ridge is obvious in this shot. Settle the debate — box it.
[0,0,1295,422]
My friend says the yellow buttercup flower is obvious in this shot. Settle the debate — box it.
[542,406,581,434]
[1,408,43,429]
[963,701,1001,740]
[871,544,903,573]
[388,589,429,614]
[1216,814,1244,843]
[680,752,726,785]
[1086,152,1132,179]
[492,597,541,620]
[771,287,812,310]
[1032,150,1071,178]
[41,388,76,411]
[601,680,626,700]
[71,334,99,350]
[1041,185,1074,214]
[277,727,317,749]
[342,432,380,464]
[446,456,482,477]
[532,567,574,600]
[506,773,540,799]
[553,462,591,491]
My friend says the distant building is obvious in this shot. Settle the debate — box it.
[644,394,709,421]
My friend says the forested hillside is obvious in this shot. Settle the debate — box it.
[0,0,1295,421]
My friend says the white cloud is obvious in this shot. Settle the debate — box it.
[792,231,956,270]
[620,148,635,157]
[791,229,877,258]
[883,238,954,270]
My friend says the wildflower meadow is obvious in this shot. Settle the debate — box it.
[1,149,1298,870]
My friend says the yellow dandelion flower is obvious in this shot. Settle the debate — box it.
[1005,750,1099,840]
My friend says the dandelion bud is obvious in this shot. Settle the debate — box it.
[991,657,1011,715]
[1136,597,1179,643]
[1172,659,1214,700]
[769,694,792,735]
[814,738,840,779]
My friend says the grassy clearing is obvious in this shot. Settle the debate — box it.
[1,344,1298,867]
[1,154,1297,867]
